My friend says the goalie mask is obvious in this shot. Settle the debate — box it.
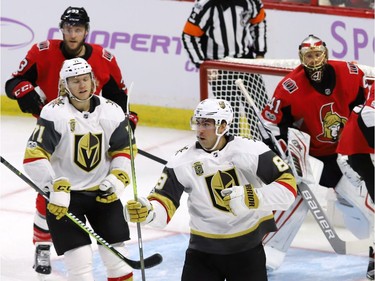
[191,99,233,151]
[59,58,96,102]
[299,34,328,82]
[60,6,90,29]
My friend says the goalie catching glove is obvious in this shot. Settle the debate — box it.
[47,177,71,220]
[221,184,259,216]
[96,169,130,203]
[124,197,155,224]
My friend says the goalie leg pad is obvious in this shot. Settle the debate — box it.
[98,243,133,279]
[263,195,309,270]
[64,245,94,281]
[335,176,374,240]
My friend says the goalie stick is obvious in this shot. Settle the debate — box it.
[0,156,163,269]
[235,78,367,255]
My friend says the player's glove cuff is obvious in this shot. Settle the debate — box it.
[124,197,155,224]
[221,184,259,216]
[48,177,71,220]
[98,169,130,202]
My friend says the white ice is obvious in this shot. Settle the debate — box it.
[0,116,370,281]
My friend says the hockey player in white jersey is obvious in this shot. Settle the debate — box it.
[23,58,135,281]
[124,99,297,281]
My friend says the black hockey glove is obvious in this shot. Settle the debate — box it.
[12,81,44,115]
[17,91,44,115]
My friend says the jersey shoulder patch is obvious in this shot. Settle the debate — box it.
[102,49,114,62]
[98,96,124,121]
[37,40,50,51]
[282,77,298,94]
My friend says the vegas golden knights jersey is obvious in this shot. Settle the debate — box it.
[148,136,296,254]
[24,95,134,191]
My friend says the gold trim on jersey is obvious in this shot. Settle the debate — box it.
[276,172,297,193]
[148,193,177,220]
[108,144,138,159]
[190,213,274,239]
[24,144,51,161]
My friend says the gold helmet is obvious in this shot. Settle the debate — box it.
[298,34,328,72]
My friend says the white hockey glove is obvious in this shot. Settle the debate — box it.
[221,184,259,216]
[337,154,363,188]
[47,177,71,220]
[124,197,155,224]
[96,169,130,203]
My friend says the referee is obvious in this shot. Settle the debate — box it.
[182,0,268,139]
[182,0,267,68]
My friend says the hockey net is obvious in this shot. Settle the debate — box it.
[200,58,375,227]
[199,58,375,140]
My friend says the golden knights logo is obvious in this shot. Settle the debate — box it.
[205,169,239,212]
[51,97,65,108]
[193,162,204,176]
[74,133,102,172]
[69,119,76,132]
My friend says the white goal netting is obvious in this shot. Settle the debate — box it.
[199,58,375,140]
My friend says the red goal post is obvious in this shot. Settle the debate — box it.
[199,58,375,140]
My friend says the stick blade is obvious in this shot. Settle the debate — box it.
[129,253,163,269]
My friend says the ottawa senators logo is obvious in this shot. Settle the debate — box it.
[74,133,102,171]
[317,103,347,143]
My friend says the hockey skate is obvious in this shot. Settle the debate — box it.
[33,243,52,276]
[368,246,374,280]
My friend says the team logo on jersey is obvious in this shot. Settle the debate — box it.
[175,145,189,156]
[317,103,347,143]
[69,119,76,132]
[205,169,239,212]
[347,62,359,75]
[74,133,102,172]
[37,40,50,51]
[102,49,113,62]
[282,78,298,94]
[50,97,65,108]
[193,162,204,176]
[105,99,117,107]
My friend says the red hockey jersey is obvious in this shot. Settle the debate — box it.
[261,60,366,157]
[337,85,374,155]
[8,40,127,109]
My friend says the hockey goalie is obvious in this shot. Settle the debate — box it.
[258,34,374,280]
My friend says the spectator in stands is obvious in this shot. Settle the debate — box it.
[4,6,138,278]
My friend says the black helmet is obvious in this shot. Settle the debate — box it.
[59,6,90,29]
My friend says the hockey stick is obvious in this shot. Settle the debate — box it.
[0,156,162,269]
[138,149,167,165]
[127,83,148,280]
[235,79,366,255]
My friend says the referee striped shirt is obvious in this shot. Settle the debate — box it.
[182,0,267,67]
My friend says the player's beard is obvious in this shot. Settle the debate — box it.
[63,40,86,58]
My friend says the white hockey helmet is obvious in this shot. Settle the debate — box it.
[192,98,233,127]
[191,99,233,151]
[298,34,328,71]
[59,58,96,100]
